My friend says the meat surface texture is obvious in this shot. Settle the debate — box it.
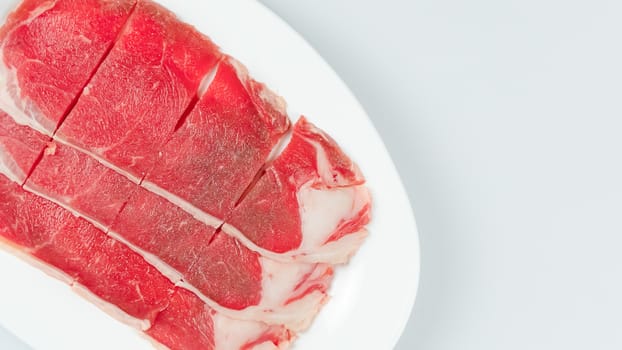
[0,175,174,329]
[0,174,292,349]
[0,110,48,184]
[225,117,372,264]
[0,0,372,349]
[0,0,136,134]
[56,0,222,180]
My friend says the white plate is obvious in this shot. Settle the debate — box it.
[0,0,420,349]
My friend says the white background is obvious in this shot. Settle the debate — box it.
[261,0,622,349]
[0,326,27,350]
[2,0,622,349]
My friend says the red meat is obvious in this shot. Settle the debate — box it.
[56,0,221,180]
[0,0,136,134]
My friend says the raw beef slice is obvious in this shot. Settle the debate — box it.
[0,175,292,349]
[113,186,333,331]
[56,0,222,181]
[0,109,48,184]
[225,117,372,264]
[0,0,136,134]
[143,56,290,225]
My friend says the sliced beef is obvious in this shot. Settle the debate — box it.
[0,0,136,134]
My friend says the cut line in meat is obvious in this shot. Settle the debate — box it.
[171,62,221,133]
[0,0,137,135]
[0,0,372,348]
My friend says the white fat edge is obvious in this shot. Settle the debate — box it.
[52,135,142,184]
[106,230,184,285]
[297,182,371,256]
[297,229,368,265]
[0,236,74,284]
[22,182,110,232]
[256,257,331,331]
[213,312,291,350]
[71,283,150,331]
[142,180,224,228]
[221,223,335,264]
[0,48,52,135]
[0,144,26,184]
[221,223,295,262]
[267,126,293,162]
[176,277,325,332]
[11,1,58,27]
[0,1,61,135]
[197,62,220,97]
[303,127,334,184]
